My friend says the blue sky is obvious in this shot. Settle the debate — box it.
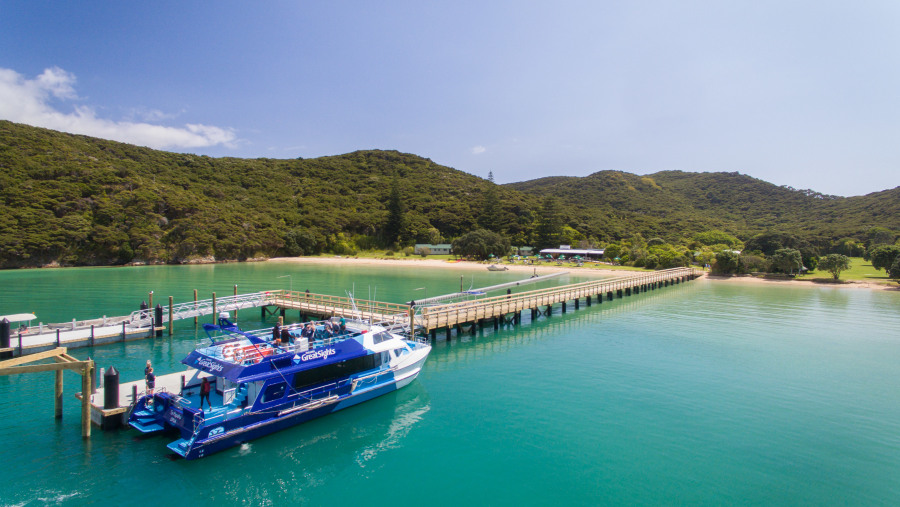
[2,1,898,197]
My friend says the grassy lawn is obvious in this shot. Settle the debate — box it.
[799,257,894,284]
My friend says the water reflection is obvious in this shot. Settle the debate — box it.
[196,382,431,504]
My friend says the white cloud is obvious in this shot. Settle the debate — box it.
[471,145,486,155]
[0,66,236,149]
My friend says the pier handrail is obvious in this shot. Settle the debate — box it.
[417,267,697,329]
[127,291,275,327]
[271,290,412,326]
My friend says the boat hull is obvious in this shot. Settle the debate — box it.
[173,347,429,460]
[174,377,404,459]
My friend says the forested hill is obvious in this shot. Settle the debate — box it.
[505,170,900,245]
[1,120,897,268]
[0,120,534,267]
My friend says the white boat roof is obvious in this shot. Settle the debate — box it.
[0,313,36,323]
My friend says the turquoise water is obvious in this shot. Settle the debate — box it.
[1,264,899,505]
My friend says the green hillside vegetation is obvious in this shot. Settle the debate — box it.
[1,120,899,276]
[0,121,535,267]
[505,170,900,248]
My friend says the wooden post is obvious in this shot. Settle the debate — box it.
[148,291,153,312]
[55,369,63,419]
[90,325,94,346]
[194,289,198,326]
[234,285,239,321]
[168,296,174,336]
[212,292,217,324]
[122,322,126,341]
[409,308,415,338]
[81,362,92,438]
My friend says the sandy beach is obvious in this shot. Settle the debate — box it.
[268,256,899,292]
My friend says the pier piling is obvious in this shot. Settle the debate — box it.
[55,369,63,418]
[103,367,119,410]
[154,305,163,337]
[0,319,9,360]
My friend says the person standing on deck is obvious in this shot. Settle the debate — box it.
[146,366,155,396]
[200,377,211,410]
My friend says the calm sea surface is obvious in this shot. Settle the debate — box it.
[1,263,899,506]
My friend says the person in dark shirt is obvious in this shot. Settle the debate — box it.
[146,367,156,396]
[200,377,211,410]
[281,327,292,346]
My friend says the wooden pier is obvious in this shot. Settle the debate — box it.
[416,267,699,338]
[0,348,95,437]
[4,267,700,358]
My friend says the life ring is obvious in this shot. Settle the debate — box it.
[221,344,236,360]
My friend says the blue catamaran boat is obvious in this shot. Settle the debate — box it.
[128,317,431,459]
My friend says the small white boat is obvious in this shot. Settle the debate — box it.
[487,264,508,271]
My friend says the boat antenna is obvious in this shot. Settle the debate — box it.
[347,285,363,322]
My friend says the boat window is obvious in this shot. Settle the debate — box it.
[261,382,286,403]
[372,331,392,344]
[292,353,386,392]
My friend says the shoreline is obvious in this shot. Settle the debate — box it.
[268,256,899,292]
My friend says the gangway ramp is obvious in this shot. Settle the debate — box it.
[127,291,274,327]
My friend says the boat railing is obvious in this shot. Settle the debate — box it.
[191,411,205,441]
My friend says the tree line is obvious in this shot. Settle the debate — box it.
[2,120,899,280]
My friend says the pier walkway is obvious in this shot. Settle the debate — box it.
[3,267,699,357]
[416,267,699,338]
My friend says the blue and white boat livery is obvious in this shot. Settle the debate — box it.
[128,317,431,459]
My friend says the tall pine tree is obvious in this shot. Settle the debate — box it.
[535,196,564,250]
[478,171,503,233]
